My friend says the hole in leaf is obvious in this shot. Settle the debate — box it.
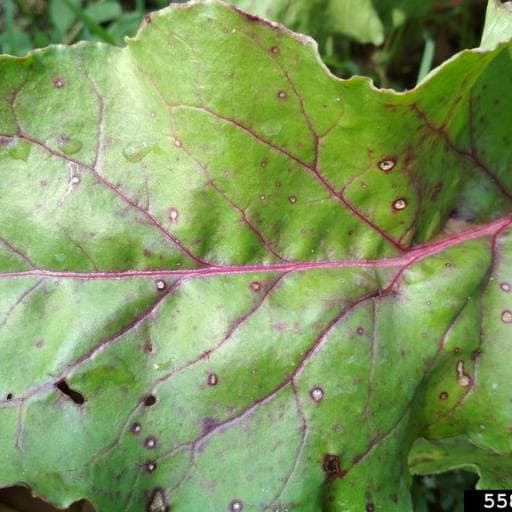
[322,454,346,480]
[143,393,157,407]
[6,393,13,400]
[0,485,96,511]
[55,379,86,405]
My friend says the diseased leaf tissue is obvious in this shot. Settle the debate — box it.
[0,1,512,510]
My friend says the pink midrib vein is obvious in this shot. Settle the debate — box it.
[1,215,510,280]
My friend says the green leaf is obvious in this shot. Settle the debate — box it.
[374,0,436,30]
[410,437,512,489]
[107,12,144,43]
[49,0,81,36]
[83,1,123,25]
[0,2,511,511]
[481,0,512,50]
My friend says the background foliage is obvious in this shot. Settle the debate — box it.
[0,1,497,511]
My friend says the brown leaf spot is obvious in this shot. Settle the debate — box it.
[147,487,169,512]
[250,281,261,292]
[131,422,142,435]
[500,282,511,293]
[471,349,482,361]
[143,394,157,407]
[168,207,179,224]
[207,373,218,386]
[145,461,157,473]
[456,361,471,387]
[144,436,157,449]
[439,391,449,400]
[392,198,408,211]
[501,310,512,323]
[310,387,324,402]
[55,379,85,405]
[230,499,244,511]
[322,454,346,481]
[202,417,220,434]
[53,78,65,88]
[378,159,395,172]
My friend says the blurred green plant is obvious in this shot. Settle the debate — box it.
[412,472,478,512]
[0,0,174,55]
